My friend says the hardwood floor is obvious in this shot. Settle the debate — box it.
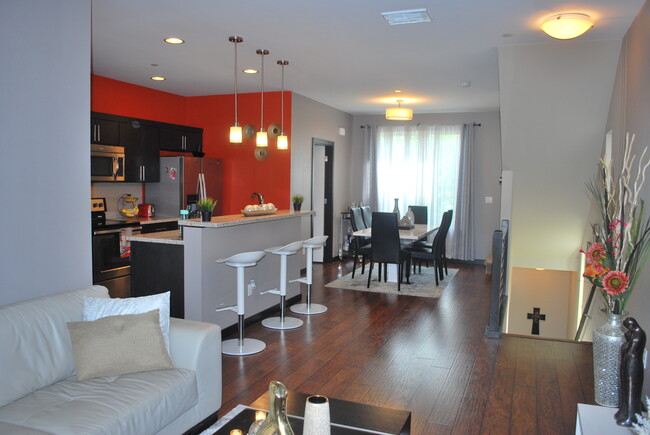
[219,259,595,434]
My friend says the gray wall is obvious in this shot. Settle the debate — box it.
[499,40,621,272]
[0,0,92,306]
[350,111,502,260]
[291,93,354,260]
[605,0,650,398]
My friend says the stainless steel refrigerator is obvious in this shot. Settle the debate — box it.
[146,156,222,217]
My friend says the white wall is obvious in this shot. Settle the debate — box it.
[508,268,572,339]
[291,93,353,260]
[604,0,650,399]
[350,111,502,260]
[0,0,92,306]
[499,40,621,272]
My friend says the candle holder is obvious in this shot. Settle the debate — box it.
[303,395,330,435]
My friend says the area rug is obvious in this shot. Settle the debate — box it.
[325,266,458,298]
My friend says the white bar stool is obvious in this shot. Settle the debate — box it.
[215,251,266,356]
[290,235,329,315]
[261,240,304,330]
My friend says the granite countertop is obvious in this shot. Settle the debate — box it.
[178,209,313,229]
[127,230,183,245]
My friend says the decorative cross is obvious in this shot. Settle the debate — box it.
[527,307,546,335]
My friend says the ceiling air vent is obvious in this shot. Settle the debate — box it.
[382,9,431,26]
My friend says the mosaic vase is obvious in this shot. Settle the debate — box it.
[592,310,627,407]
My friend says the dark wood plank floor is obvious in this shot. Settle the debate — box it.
[219,259,595,434]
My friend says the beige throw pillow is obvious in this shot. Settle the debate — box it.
[67,309,173,382]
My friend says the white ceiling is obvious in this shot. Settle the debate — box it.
[91,0,644,116]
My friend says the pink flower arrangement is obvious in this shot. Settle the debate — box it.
[582,134,650,314]
[602,270,629,296]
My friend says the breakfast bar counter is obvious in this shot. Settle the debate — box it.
[180,210,312,329]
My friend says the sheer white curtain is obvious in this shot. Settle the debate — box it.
[373,124,462,229]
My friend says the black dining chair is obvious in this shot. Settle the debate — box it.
[408,205,428,224]
[408,205,429,248]
[360,205,372,228]
[367,212,411,291]
[350,207,372,278]
[405,210,451,285]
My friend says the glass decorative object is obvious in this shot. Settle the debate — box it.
[303,395,330,435]
[405,207,415,225]
[393,198,400,217]
[593,310,627,407]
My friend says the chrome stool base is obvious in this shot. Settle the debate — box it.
[262,316,304,330]
[222,338,266,356]
[290,303,328,315]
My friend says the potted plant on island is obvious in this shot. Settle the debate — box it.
[292,194,304,212]
[197,197,217,222]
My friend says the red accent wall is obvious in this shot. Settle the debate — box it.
[91,75,291,214]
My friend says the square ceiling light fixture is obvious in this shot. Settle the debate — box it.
[382,8,431,25]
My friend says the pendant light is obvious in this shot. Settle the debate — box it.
[277,60,289,150]
[385,100,413,120]
[256,48,269,147]
[229,36,243,143]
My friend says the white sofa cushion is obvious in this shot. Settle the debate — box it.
[0,286,109,408]
[0,369,198,435]
[84,291,171,351]
[68,310,173,381]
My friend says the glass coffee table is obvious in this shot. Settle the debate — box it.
[206,390,411,434]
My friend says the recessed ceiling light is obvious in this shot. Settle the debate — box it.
[394,89,403,93]
[382,9,431,26]
[243,69,258,74]
[502,33,513,38]
[151,76,166,81]
[459,81,471,88]
[164,37,184,44]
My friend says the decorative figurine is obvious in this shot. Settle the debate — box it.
[257,381,295,435]
[615,317,647,426]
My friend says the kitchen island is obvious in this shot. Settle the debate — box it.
[129,210,312,330]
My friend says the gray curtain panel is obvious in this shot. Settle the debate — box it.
[450,123,476,260]
[361,125,378,211]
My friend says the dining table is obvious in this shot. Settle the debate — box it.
[352,223,439,282]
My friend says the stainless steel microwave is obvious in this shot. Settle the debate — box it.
[91,144,125,182]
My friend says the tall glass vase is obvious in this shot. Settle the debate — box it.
[393,198,400,217]
[592,310,627,407]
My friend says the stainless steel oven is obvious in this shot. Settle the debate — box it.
[91,198,140,298]
[91,144,125,182]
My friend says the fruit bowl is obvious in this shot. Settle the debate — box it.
[242,203,277,217]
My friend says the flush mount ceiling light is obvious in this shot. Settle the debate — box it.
[386,100,413,121]
[540,13,593,39]
[256,48,269,147]
[150,76,166,81]
[277,60,289,150]
[382,8,431,26]
[164,37,185,44]
[229,36,243,144]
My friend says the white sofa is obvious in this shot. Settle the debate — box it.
[0,286,222,435]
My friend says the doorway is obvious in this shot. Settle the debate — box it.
[312,138,334,262]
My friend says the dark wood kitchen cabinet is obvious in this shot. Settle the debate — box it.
[130,241,184,318]
[91,116,121,145]
[159,126,202,153]
[120,120,160,182]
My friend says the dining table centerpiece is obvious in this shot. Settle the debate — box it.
[581,134,650,407]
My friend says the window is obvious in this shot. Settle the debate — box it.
[374,124,462,225]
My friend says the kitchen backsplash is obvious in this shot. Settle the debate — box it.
[91,182,144,218]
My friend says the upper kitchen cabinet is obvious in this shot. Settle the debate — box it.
[158,125,202,154]
[120,120,160,182]
[91,115,121,145]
